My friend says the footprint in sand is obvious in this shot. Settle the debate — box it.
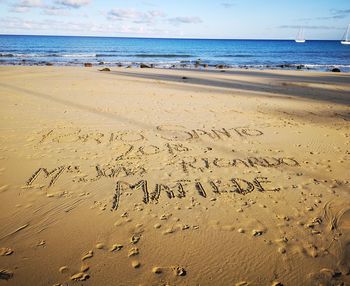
[130,235,140,244]
[0,269,14,280]
[81,250,93,261]
[80,264,89,272]
[131,261,141,268]
[154,223,161,229]
[163,228,174,235]
[96,243,105,249]
[58,266,68,274]
[0,247,13,256]
[271,282,284,286]
[252,229,264,237]
[152,267,162,274]
[235,282,249,286]
[70,272,90,281]
[128,247,139,257]
[110,244,123,252]
[173,266,186,276]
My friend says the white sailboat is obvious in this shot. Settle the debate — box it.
[295,27,305,43]
[341,24,350,45]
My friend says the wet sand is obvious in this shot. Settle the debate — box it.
[0,66,349,286]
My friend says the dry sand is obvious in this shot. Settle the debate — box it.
[0,66,349,286]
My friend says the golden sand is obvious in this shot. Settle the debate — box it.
[0,66,349,285]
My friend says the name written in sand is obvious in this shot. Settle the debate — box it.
[110,177,280,211]
[24,154,301,210]
[38,125,264,144]
[25,156,299,187]
[24,166,280,211]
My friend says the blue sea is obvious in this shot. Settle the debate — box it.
[0,35,349,72]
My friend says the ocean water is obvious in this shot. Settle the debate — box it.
[0,35,350,71]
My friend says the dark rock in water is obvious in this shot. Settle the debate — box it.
[46,62,53,66]
[84,63,93,67]
[195,59,201,65]
[117,63,123,67]
[297,65,302,70]
[99,61,104,65]
[0,54,14,57]
[140,63,151,68]
[216,64,225,69]
[331,68,341,73]
[99,68,111,72]
[182,77,188,80]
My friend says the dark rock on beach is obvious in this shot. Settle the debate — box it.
[98,61,104,65]
[331,68,341,72]
[45,62,53,66]
[140,63,151,68]
[216,64,225,69]
[99,68,111,72]
[84,63,93,67]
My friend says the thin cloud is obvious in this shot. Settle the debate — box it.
[55,0,91,8]
[10,0,42,13]
[279,25,343,31]
[300,8,350,20]
[221,2,236,8]
[107,8,165,24]
[168,16,202,25]
[15,0,42,8]
[329,8,350,19]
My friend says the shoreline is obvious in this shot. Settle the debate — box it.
[0,62,349,73]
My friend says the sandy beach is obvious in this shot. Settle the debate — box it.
[0,66,349,286]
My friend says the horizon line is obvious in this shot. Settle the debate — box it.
[0,33,341,41]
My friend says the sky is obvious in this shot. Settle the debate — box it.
[0,0,349,39]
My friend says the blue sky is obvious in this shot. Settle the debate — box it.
[0,0,349,39]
